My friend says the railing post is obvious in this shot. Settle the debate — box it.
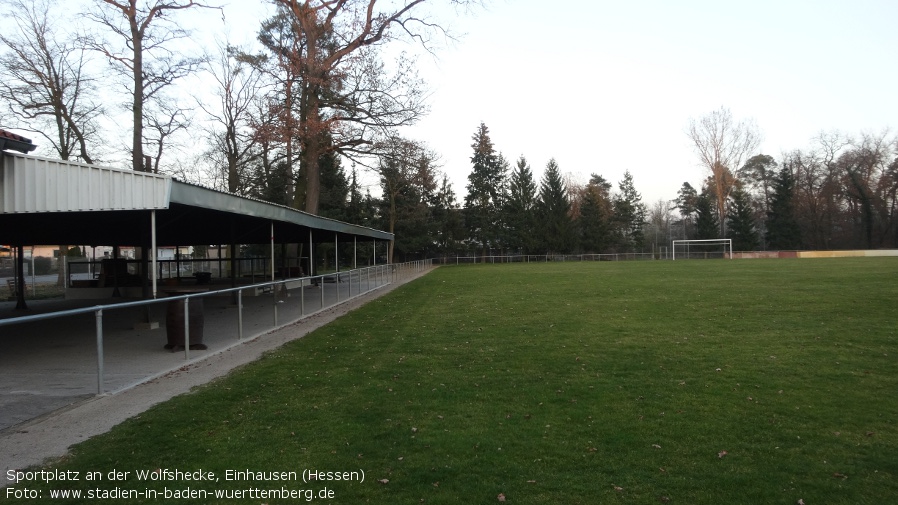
[95,308,104,395]
[184,297,190,361]
[273,282,279,327]
[300,279,305,317]
[320,275,324,309]
[237,288,244,339]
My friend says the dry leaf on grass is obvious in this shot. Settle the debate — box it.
[378,479,389,484]
[718,450,728,458]
[497,493,506,502]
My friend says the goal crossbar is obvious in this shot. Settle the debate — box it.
[671,239,733,260]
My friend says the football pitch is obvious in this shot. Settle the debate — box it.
[9,258,897,504]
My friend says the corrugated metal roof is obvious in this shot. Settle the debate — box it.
[0,152,171,213]
[170,180,392,240]
[0,152,393,242]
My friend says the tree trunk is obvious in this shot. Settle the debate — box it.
[131,18,144,173]
[301,90,322,215]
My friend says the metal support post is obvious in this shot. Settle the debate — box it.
[95,309,104,395]
[184,297,190,361]
[309,229,314,277]
[237,289,244,339]
[151,210,158,299]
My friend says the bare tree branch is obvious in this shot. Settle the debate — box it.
[687,106,761,236]
[84,0,220,172]
[0,0,103,163]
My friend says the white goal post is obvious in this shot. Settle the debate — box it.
[671,239,733,260]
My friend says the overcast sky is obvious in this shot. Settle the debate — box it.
[382,0,898,205]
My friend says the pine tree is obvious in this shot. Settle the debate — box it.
[612,170,647,251]
[579,174,613,253]
[317,150,349,221]
[726,187,759,251]
[537,158,573,253]
[345,166,368,226]
[377,139,439,261]
[464,122,506,256]
[433,174,465,255]
[675,182,698,239]
[695,189,720,240]
[766,164,802,249]
[503,155,538,253]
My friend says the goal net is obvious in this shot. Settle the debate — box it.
[672,239,732,260]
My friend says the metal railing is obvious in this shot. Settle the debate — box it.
[0,260,432,397]
[66,256,286,286]
[433,253,660,264]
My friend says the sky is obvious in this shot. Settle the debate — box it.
[5,0,897,207]
[382,0,898,205]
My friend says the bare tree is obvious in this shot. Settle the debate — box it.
[0,0,103,163]
[647,198,675,254]
[271,0,470,215]
[143,97,191,174]
[84,0,218,172]
[196,42,267,194]
[687,106,760,235]
[0,0,107,287]
[838,130,897,248]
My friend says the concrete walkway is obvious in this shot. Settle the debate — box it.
[0,266,433,476]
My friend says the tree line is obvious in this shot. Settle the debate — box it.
[375,122,651,260]
[681,108,898,252]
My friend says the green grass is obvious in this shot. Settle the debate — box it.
[8,258,898,504]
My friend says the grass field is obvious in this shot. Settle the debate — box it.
[7,258,897,504]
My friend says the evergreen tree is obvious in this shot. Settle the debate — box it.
[579,174,613,253]
[344,166,369,226]
[695,188,720,240]
[503,155,538,253]
[433,174,466,255]
[726,187,759,251]
[675,181,698,239]
[612,170,647,251]
[249,158,292,206]
[464,122,506,256]
[766,164,802,249]
[317,150,349,221]
[537,158,573,253]
[377,139,439,261]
